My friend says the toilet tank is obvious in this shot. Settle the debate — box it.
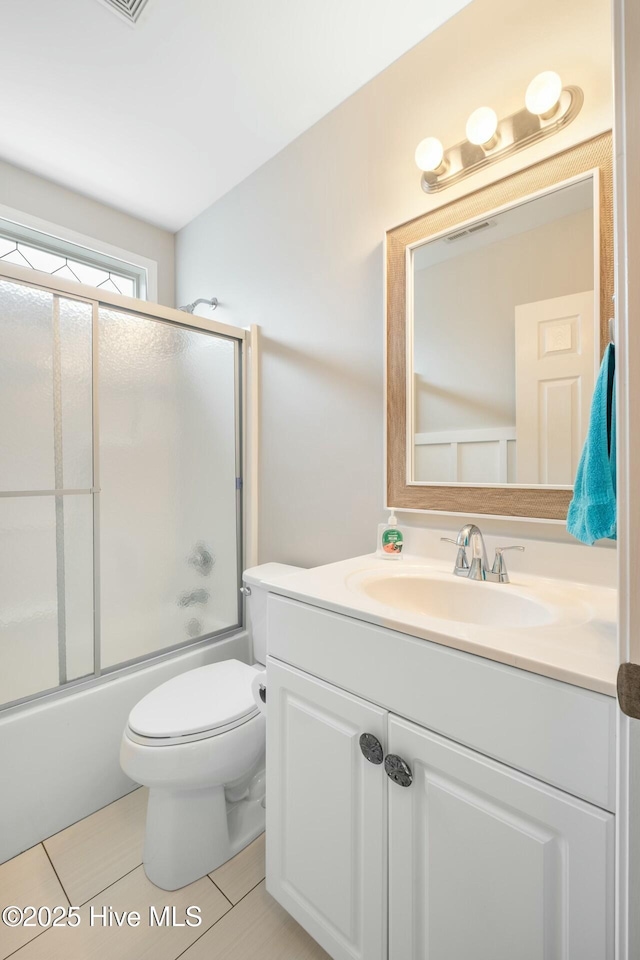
[243,563,304,665]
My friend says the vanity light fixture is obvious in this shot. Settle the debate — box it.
[465,107,499,148]
[414,137,446,174]
[525,71,563,119]
[416,72,583,193]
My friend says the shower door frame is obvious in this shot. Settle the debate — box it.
[0,259,250,713]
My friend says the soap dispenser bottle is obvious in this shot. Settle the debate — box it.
[377,511,404,559]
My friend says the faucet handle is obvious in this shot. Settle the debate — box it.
[441,537,469,571]
[491,545,525,582]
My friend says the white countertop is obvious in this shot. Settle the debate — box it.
[263,554,618,697]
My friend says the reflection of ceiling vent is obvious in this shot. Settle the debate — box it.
[97,0,150,24]
[444,219,496,242]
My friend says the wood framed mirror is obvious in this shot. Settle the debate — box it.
[386,132,613,520]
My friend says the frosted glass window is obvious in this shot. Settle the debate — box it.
[71,262,113,287]
[50,264,80,284]
[0,219,146,298]
[95,277,120,294]
[98,308,240,668]
[19,247,66,274]
[1,249,34,268]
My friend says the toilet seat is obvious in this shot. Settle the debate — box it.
[127,660,260,746]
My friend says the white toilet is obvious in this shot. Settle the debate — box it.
[120,562,301,891]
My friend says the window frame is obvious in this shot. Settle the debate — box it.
[0,203,157,300]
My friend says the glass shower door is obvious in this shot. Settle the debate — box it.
[0,272,243,710]
[0,279,94,705]
[98,307,241,669]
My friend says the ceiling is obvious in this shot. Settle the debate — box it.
[0,0,471,231]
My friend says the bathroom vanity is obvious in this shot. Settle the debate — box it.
[263,554,617,960]
[263,132,618,960]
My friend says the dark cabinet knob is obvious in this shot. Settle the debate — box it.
[359,733,384,765]
[384,753,413,787]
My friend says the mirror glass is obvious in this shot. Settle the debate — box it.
[410,176,597,486]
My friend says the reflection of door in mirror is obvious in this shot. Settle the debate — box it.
[515,291,595,485]
[411,176,596,487]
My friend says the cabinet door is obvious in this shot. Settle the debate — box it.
[388,714,614,960]
[266,657,388,960]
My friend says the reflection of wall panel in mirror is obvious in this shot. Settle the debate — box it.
[386,132,612,520]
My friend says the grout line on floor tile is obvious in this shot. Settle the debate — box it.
[206,875,234,907]
[172,894,235,960]
[76,861,143,907]
[37,785,143,852]
[3,919,51,960]
[0,841,44,870]
[4,876,264,960]
[227,875,266,909]
[201,874,267,917]
[41,842,71,907]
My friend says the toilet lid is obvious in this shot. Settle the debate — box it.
[128,660,260,739]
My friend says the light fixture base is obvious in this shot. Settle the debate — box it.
[421,85,583,194]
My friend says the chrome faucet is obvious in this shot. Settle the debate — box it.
[441,524,524,583]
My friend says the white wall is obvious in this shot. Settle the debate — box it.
[176,0,613,566]
[0,158,175,306]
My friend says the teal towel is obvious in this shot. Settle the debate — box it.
[566,343,616,544]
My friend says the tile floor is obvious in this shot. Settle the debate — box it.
[0,788,330,960]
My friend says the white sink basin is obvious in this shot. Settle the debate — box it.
[350,568,555,628]
[265,554,616,694]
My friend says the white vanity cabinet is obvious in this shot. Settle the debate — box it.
[266,659,387,960]
[388,715,613,960]
[266,595,616,960]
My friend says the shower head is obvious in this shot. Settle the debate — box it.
[179,297,219,314]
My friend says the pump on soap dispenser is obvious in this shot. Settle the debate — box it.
[376,511,405,560]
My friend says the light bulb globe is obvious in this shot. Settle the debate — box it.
[465,107,498,146]
[415,137,444,173]
[525,71,563,116]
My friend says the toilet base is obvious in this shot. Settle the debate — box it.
[227,789,266,860]
[142,777,266,891]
